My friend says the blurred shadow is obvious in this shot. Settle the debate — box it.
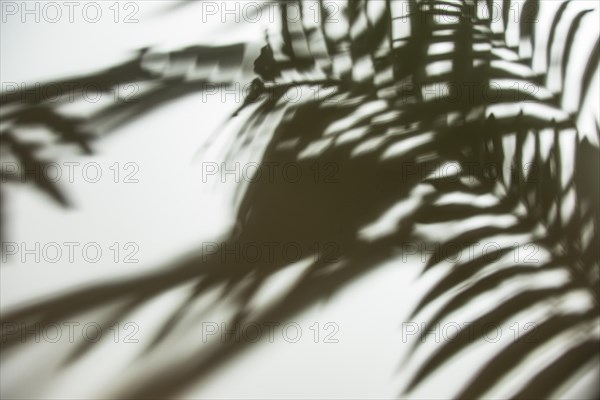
[1,0,599,399]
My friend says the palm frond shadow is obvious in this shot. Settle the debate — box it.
[0,43,248,241]
[1,0,599,398]
[1,83,449,388]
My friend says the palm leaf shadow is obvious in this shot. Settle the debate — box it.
[0,43,248,242]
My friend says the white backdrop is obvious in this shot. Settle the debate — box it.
[1,1,598,399]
